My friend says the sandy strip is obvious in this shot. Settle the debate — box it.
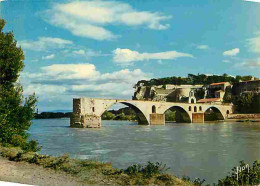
[0,157,85,186]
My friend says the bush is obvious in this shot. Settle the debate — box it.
[23,140,40,152]
[123,164,142,175]
[10,135,26,147]
[123,162,169,178]
[156,174,173,182]
[182,176,205,186]
[102,111,116,120]
[9,135,40,152]
[216,160,260,186]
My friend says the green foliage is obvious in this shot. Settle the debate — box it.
[223,86,232,103]
[0,146,23,160]
[23,140,40,152]
[204,113,219,121]
[194,88,205,100]
[165,110,175,121]
[34,112,72,119]
[0,20,24,86]
[102,111,116,120]
[123,162,169,178]
[102,107,137,121]
[115,112,136,121]
[156,174,173,182]
[135,73,255,87]
[123,164,142,175]
[232,93,260,113]
[182,176,205,186]
[216,160,260,186]
[0,19,38,151]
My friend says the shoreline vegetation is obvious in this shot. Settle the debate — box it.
[0,145,259,186]
[0,145,193,186]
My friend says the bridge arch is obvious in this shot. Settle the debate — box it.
[100,101,149,125]
[203,106,225,121]
[164,105,191,123]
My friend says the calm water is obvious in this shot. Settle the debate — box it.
[29,119,260,184]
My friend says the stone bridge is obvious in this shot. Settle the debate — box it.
[70,98,233,128]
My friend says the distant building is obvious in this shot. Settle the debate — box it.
[133,78,260,105]
[133,84,204,103]
[206,82,231,98]
[215,90,225,101]
[232,80,260,95]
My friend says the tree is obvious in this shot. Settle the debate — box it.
[165,110,175,121]
[101,111,115,120]
[0,19,38,151]
[223,86,232,103]
[232,92,260,113]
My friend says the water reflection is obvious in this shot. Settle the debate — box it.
[29,119,260,184]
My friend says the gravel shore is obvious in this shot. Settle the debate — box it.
[0,157,84,186]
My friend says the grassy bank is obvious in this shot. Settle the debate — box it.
[0,145,193,186]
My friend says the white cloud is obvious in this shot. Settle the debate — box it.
[19,37,73,51]
[71,49,105,57]
[244,0,260,3]
[72,49,86,55]
[235,58,260,68]
[23,84,67,96]
[113,48,193,65]
[42,1,171,40]
[21,64,150,100]
[247,35,260,53]
[223,48,240,56]
[197,45,209,50]
[42,54,55,60]
[41,64,100,80]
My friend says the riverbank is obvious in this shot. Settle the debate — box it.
[227,114,260,122]
[0,146,193,186]
[0,156,82,186]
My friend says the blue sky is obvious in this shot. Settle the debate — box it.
[0,0,260,111]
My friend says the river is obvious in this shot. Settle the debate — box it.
[29,119,260,184]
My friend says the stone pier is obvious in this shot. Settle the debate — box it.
[150,114,165,125]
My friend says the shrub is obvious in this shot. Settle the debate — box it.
[10,135,26,147]
[182,176,205,186]
[156,174,173,182]
[123,164,142,175]
[0,146,22,160]
[123,162,169,178]
[216,160,260,186]
[9,135,40,152]
[23,140,41,152]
